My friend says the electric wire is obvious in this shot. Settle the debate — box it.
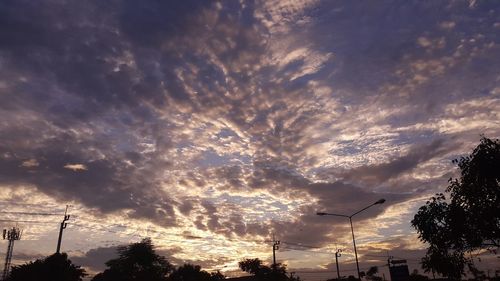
[1,207,423,281]
[0,211,63,216]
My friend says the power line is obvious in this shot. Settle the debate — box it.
[0,219,59,224]
[281,241,325,249]
[70,217,266,244]
[1,208,266,245]
[69,223,210,245]
[280,246,337,255]
[292,263,388,274]
[363,254,389,258]
[70,222,227,242]
[1,208,421,275]
[0,211,62,216]
[0,202,64,209]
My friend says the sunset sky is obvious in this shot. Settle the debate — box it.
[0,1,499,279]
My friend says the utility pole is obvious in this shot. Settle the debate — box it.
[272,234,280,269]
[335,249,342,279]
[386,253,393,281]
[386,251,391,269]
[2,227,22,280]
[56,205,70,254]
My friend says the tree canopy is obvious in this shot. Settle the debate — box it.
[5,253,86,281]
[91,238,173,281]
[167,263,224,281]
[408,270,429,281]
[238,258,300,281]
[412,137,500,279]
[365,266,382,281]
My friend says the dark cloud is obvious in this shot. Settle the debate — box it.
[12,252,46,263]
[72,243,199,273]
[301,1,500,101]
[0,0,268,227]
[71,246,120,273]
[0,1,499,271]
[119,0,210,47]
[211,160,412,246]
[341,139,454,186]
[201,200,222,233]
[178,199,195,216]
[264,181,410,248]
[0,127,177,226]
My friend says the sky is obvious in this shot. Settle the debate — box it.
[0,0,499,280]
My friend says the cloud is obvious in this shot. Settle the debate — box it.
[439,21,456,30]
[21,159,39,168]
[71,246,120,273]
[71,244,197,273]
[0,1,246,226]
[0,0,499,275]
[341,139,454,186]
[64,163,87,171]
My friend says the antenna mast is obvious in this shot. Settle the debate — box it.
[2,227,22,280]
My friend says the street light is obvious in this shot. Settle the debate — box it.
[317,199,386,280]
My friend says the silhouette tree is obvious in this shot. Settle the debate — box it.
[412,137,500,279]
[327,275,358,281]
[468,266,486,281]
[210,270,225,281]
[91,238,172,281]
[5,253,86,281]
[365,266,382,281]
[167,263,224,281]
[346,275,358,281]
[239,258,270,276]
[408,269,429,281]
[238,258,300,281]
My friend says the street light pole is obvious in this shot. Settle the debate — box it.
[349,217,360,280]
[335,249,342,279]
[317,199,386,281]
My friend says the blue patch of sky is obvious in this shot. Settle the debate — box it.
[115,138,138,153]
[195,128,253,167]
[215,193,291,219]
[233,154,252,165]
[176,140,193,151]
[329,140,363,156]
[389,131,438,146]
[385,113,429,128]
[329,131,440,158]
[216,128,238,139]
[372,205,422,241]
[110,128,141,152]
[197,150,234,168]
